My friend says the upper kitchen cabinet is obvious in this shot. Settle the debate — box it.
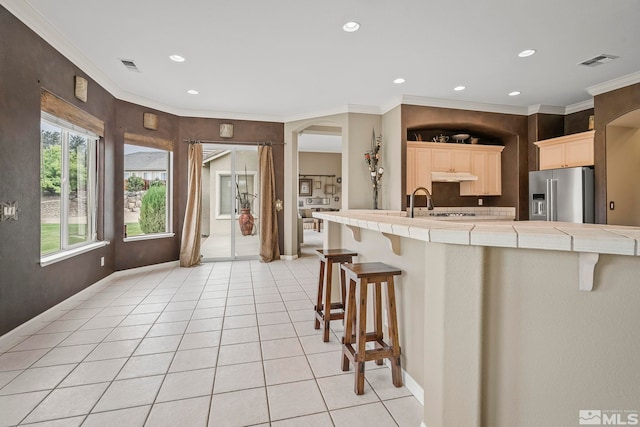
[460,146,504,196]
[407,143,433,194]
[431,147,471,172]
[535,130,595,170]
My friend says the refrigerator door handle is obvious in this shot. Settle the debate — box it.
[547,179,558,221]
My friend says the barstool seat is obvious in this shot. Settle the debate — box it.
[340,262,403,395]
[314,249,358,342]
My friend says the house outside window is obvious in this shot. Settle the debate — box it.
[40,112,98,257]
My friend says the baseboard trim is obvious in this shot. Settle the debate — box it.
[282,254,299,260]
[384,359,424,406]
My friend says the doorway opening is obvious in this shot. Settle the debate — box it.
[606,109,640,226]
[297,126,342,257]
[200,144,260,260]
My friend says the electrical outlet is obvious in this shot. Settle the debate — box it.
[100,256,105,267]
[478,198,483,206]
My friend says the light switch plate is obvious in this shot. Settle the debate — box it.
[0,201,18,221]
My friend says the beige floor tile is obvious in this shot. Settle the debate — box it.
[227,289,253,297]
[224,304,256,316]
[165,301,198,312]
[93,375,164,412]
[178,331,221,350]
[103,324,151,342]
[208,387,269,427]
[259,323,297,341]
[156,368,215,402]
[119,312,160,327]
[58,308,102,320]
[60,358,127,387]
[222,314,257,330]
[156,309,193,323]
[213,361,264,394]
[383,396,424,427]
[263,356,314,385]
[317,374,379,410]
[79,315,125,330]
[191,307,225,320]
[271,412,334,427]
[0,370,22,389]
[133,335,182,356]
[287,308,313,322]
[196,298,226,309]
[169,347,218,372]
[10,333,70,352]
[85,339,140,361]
[95,305,135,317]
[18,415,84,426]
[260,337,305,360]
[267,380,327,421]
[255,302,286,314]
[307,350,348,378]
[220,327,259,346]
[36,319,88,334]
[59,328,112,346]
[254,293,283,304]
[284,299,313,311]
[131,303,168,314]
[217,342,262,366]
[0,349,49,371]
[146,321,188,337]
[32,344,96,368]
[22,382,109,424]
[293,320,324,337]
[84,406,150,427]
[116,352,173,379]
[330,402,397,427]
[146,396,210,426]
[299,334,343,355]
[0,364,76,395]
[256,312,290,326]
[0,390,48,426]
[366,367,412,400]
[186,317,224,333]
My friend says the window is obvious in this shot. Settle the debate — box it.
[124,143,173,239]
[217,171,256,217]
[40,112,98,257]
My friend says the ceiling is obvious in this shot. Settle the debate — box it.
[4,0,640,122]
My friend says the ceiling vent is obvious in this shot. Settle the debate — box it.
[578,54,618,67]
[120,59,140,72]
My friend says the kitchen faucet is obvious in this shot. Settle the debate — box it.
[410,187,434,218]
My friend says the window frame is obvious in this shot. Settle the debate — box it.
[215,170,257,219]
[123,142,174,242]
[40,112,104,265]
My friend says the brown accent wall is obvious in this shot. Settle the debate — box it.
[0,7,116,334]
[0,5,285,334]
[565,108,594,135]
[527,113,565,172]
[401,105,529,219]
[594,83,640,223]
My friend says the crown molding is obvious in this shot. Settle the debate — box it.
[586,71,640,96]
[400,95,529,116]
[565,99,594,114]
[527,104,566,115]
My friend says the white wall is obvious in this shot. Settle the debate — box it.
[382,106,402,210]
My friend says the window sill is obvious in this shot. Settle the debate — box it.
[40,240,110,267]
[124,232,175,243]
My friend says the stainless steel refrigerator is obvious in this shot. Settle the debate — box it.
[529,166,594,223]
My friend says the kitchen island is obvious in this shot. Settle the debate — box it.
[314,209,640,427]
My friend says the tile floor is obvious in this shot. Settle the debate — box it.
[0,250,423,426]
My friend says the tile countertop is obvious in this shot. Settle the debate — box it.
[312,209,640,257]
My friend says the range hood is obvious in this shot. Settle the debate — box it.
[431,171,478,182]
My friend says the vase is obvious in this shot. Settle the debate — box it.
[373,185,379,210]
[238,208,254,236]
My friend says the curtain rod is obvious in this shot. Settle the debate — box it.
[299,174,336,178]
[183,139,283,146]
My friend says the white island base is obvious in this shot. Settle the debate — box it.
[315,210,640,427]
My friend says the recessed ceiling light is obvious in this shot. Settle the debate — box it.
[394,78,405,84]
[508,91,521,96]
[454,86,466,91]
[343,21,360,32]
[169,54,185,62]
[187,89,199,95]
[518,49,536,58]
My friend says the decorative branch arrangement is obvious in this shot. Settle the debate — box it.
[364,129,384,209]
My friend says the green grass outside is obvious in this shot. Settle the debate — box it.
[125,222,143,237]
[41,223,88,254]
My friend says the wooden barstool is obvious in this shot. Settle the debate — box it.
[340,262,402,395]
[314,249,358,342]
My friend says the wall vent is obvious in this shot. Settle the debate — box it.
[120,59,140,72]
[578,54,618,67]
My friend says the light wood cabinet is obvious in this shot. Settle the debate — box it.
[459,148,503,196]
[407,144,432,194]
[407,142,503,196]
[535,130,595,170]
